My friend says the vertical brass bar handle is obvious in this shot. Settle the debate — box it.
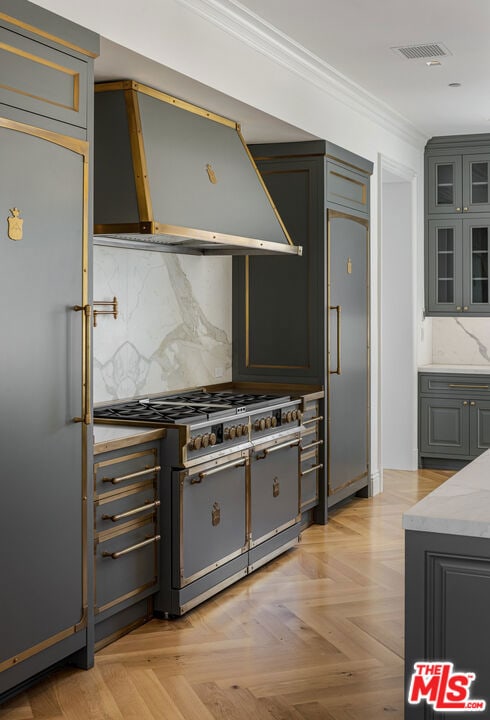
[73,304,92,425]
[329,305,342,375]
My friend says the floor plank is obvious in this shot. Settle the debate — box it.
[0,469,449,720]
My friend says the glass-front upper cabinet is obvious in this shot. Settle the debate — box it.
[427,153,490,215]
[464,219,490,311]
[427,219,463,312]
[463,155,490,213]
[427,155,462,214]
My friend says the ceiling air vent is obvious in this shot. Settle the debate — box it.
[391,42,451,60]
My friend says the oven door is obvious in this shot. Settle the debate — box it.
[172,452,248,588]
[250,431,301,548]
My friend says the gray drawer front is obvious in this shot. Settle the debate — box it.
[0,25,88,128]
[95,482,158,532]
[95,518,158,614]
[94,446,159,498]
[326,160,369,215]
[420,373,490,396]
[250,443,300,547]
[300,449,321,509]
[173,462,247,588]
[419,397,469,456]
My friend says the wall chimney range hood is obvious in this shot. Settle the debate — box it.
[93,81,302,256]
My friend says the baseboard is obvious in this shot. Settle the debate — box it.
[370,469,382,496]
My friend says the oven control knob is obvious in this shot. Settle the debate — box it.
[254,419,260,431]
[236,425,243,437]
[242,424,249,435]
[229,426,236,439]
[291,410,297,421]
[188,439,195,451]
[224,427,230,440]
[202,434,210,448]
[265,417,272,429]
[209,432,217,446]
[193,435,202,450]
[259,418,266,431]
[287,411,292,423]
[271,416,277,427]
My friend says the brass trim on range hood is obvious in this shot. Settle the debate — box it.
[93,81,302,256]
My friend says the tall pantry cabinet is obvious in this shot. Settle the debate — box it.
[233,141,373,512]
[0,0,98,699]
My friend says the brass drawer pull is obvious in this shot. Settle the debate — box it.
[300,439,324,451]
[329,304,342,375]
[102,464,161,484]
[301,463,323,477]
[102,499,160,522]
[196,459,246,481]
[448,384,489,390]
[302,416,324,426]
[258,439,300,458]
[102,534,160,560]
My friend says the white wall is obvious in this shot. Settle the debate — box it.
[31,0,427,490]
[381,182,417,469]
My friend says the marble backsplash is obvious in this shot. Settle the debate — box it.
[432,317,490,365]
[93,246,233,401]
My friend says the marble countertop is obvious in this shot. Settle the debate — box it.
[93,424,166,455]
[403,450,490,538]
[419,364,490,374]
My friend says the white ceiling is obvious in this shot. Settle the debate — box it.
[95,0,490,142]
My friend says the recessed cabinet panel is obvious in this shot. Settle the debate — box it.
[427,219,463,314]
[464,219,490,311]
[469,400,490,456]
[419,397,469,456]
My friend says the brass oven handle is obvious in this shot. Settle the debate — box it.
[301,463,323,477]
[194,459,247,482]
[102,465,161,484]
[300,439,324,451]
[258,439,300,459]
[73,304,92,425]
[102,534,160,560]
[103,499,160,522]
[302,416,324,426]
[329,305,342,375]
[448,384,489,389]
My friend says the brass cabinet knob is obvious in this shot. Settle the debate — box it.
[463,306,469,311]
[463,401,468,406]
[456,306,462,311]
[463,207,469,211]
[470,401,476,406]
[456,207,462,212]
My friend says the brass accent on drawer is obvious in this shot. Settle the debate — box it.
[102,499,160,522]
[301,463,323,477]
[102,464,161,485]
[102,534,160,560]
[448,384,489,389]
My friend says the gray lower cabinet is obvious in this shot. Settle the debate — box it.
[0,2,97,701]
[300,395,324,519]
[419,373,490,467]
[233,140,372,515]
[93,442,161,650]
[405,529,490,719]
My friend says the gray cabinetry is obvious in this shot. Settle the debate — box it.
[93,442,160,649]
[300,395,324,516]
[419,373,490,467]
[405,530,490,719]
[0,1,98,702]
[233,140,372,512]
[425,135,490,315]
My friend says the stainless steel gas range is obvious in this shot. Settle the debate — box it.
[94,389,303,615]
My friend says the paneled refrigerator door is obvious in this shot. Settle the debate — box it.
[327,210,369,505]
[0,120,89,688]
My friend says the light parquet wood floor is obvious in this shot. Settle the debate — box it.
[0,469,452,720]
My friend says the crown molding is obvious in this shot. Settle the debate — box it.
[175,0,427,148]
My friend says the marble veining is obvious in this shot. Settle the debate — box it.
[432,317,490,366]
[93,247,232,401]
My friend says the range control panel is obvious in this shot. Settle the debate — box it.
[250,400,302,439]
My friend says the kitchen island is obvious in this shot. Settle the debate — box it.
[403,450,490,717]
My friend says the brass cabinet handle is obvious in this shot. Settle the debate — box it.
[73,304,92,425]
[196,459,246,481]
[102,534,160,559]
[102,499,160,522]
[256,439,300,460]
[102,464,161,484]
[300,439,324,451]
[448,384,489,389]
[301,463,323,477]
[303,416,324,426]
[329,305,342,375]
